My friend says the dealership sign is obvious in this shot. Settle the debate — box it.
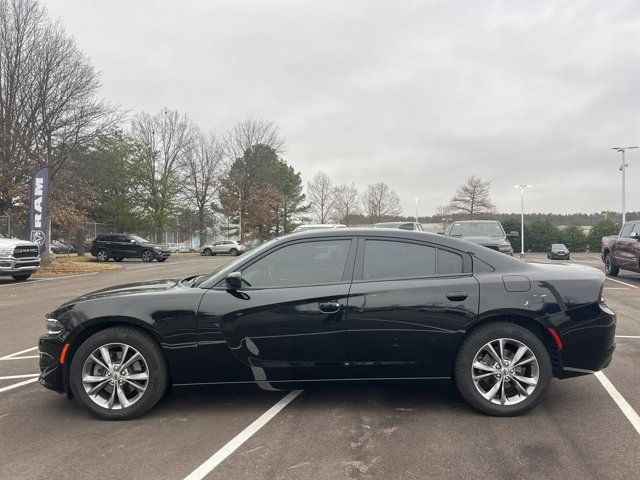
[29,166,51,254]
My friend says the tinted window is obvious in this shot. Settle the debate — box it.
[243,240,351,287]
[621,224,633,237]
[363,240,435,280]
[438,249,463,274]
[449,222,505,237]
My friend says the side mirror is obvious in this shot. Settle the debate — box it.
[225,271,243,290]
[632,232,640,241]
[507,231,519,238]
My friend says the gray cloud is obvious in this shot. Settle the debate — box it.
[46,0,640,215]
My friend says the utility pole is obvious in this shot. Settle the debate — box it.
[612,146,637,225]
[514,185,531,257]
[414,197,419,223]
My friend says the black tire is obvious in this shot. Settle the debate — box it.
[229,248,239,256]
[114,257,124,262]
[12,274,31,281]
[69,326,168,420]
[141,250,154,262]
[454,322,552,417]
[203,248,212,256]
[604,253,619,276]
[96,249,110,262]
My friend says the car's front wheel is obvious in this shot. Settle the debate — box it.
[604,253,619,276]
[455,322,552,416]
[69,327,168,420]
[141,250,154,262]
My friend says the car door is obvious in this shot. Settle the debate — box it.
[197,237,357,384]
[614,224,635,269]
[347,237,479,380]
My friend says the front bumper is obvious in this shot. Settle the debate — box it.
[154,250,171,260]
[0,256,40,276]
[38,334,66,393]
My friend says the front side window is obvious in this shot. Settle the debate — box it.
[621,224,633,237]
[362,240,436,280]
[242,240,351,287]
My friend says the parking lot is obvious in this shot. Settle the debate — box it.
[1,253,639,480]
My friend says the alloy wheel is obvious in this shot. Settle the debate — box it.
[142,251,153,262]
[471,337,539,406]
[81,343,149,410]
[97,250,108,262]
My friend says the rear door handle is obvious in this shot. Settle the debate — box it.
[446,291,468,302]
[318,301,342,314]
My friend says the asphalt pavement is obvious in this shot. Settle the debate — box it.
[1,252,639,480]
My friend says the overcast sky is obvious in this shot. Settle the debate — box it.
[46,0,640,216]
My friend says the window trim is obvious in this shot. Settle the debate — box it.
[352,236,472,283]
[212,236,358,290]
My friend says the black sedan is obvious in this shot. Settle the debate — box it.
[39,229,616,420]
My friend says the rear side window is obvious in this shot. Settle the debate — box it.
[243,240,351,287]
[362,240,436,280]
[438,249,463,274]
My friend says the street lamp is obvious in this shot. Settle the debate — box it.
[414,197,419,223]
[612,146,638,225]
[514,184,531,257]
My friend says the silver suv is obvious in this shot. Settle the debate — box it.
[0,234,41,281]
[201,240,246,256]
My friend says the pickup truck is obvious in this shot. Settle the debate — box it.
[446,219,517,255]
[0,234,41,281]
[601,221,640,276]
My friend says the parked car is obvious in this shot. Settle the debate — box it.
[90,234,171,262]
[177,243,192,253]
[0,235,40,281]
[447,220,516,255]
[373,221,424,231]
[201,239,245,256]
[50,239,74,254]
[548,243,570,260]
[292,224,347,232]
[601,220,640,276]
[39,228,615,419]
[164,243,180,253]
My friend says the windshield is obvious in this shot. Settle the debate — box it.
[131,235,149,243]
[552,244,566,249]
[194,237,280,288]
[449,222,505,238]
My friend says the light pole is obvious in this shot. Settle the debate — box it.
[514,185,531,257]
[414,197,419,223]
[612,146,638,225]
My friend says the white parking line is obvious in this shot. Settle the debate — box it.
[183,390,302,480]
[0,347,37,360]
[0,374,39,380]
[605,277,640,289]
[0,377,38,393]
[595,371,640,436]
[616,335,640,339]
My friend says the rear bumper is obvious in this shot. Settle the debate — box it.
[38,334,66,393]
[547,303,616,378]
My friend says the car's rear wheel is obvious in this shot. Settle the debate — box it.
[12,274,31,281]
[455,322,552,416]
[203,248,212,256]
[69,327,168,420]
[114,257,123,262]
[141,250,154,262]
[96,249,109,262]
[230,248,239,256]
[604,253,619,276]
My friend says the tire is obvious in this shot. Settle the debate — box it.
[69,326,168,420]
[604,253,619,276]
[114,258,124,262]
[203,248,212,256]
[141,250,154,263]
[96,249,110,262]
[12,274,31,281]
[454,322,552,417]
[229,248,239,256]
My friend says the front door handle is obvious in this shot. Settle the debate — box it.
[446,291,468,302]
[318,301,342,314]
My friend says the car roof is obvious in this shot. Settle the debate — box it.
[450,220,500,223]
[373,222,416,226]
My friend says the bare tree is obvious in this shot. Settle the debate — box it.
[0,0,119,215]
[307,171,336,224]
[362,182,402,223]
[333,183,360,226]
[131,109,198,234]
[223,118,285,162]
[447,175,495,218]
[182,132,228,244]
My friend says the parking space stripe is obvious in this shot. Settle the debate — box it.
[0,377,38,393]
[595,371,640,436]
[605,277,640,289]
[183,390,302,480]
[0,374,39,380]
[616,335,640,339]
[0,346,37,360]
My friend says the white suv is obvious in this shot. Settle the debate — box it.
[0,234,41,281]
[201,240,246,256]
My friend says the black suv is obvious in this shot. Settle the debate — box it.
[90,234,171,262]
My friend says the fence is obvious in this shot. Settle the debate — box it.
[0,215,10,237]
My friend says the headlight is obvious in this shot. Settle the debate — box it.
[0,246,14,257]
[46,318,64,335]
[498,245,513,252]
[154,245,162,250]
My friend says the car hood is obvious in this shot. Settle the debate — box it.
[68,278,179,304]
[0,237,38,247]
[455,235,509,246]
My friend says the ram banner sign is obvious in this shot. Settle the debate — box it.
[29,166,51,254]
